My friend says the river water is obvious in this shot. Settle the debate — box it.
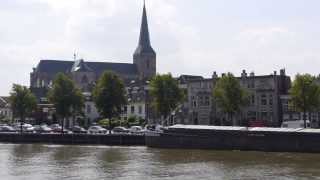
[0,143,320,180]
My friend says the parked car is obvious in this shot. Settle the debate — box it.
[34,125,52,133]
[0,125,17,133]
[13,123,35,133]
[49,124,71,133]
[112,126,130,134]
[129,126,145,134]
[72,126,87,134]
[145,124,156,131]
[88,126,107,134]
[281,120,310,128]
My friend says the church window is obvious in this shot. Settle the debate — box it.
[147,61,150,69]
[81,75,88,84]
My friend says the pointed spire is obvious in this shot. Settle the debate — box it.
[134,1,155,55]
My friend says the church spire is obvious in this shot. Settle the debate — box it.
[134,1,155,55]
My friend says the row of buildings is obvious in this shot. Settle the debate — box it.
[1,3,319,128]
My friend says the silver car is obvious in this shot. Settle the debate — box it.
[88,126,107,134]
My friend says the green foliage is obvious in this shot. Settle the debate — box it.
[127,115,144,127]
[92,71,127,119]
[9,84,37,125]
[0,114,11,124]
[213,73,249,125]
[290,74,320,128]
[150,74,184,121]
[98,119,109,128]
[128,115,137,124]
[47,73,84,130]
[98,118,123,129]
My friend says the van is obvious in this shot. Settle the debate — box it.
[281,120,310,128]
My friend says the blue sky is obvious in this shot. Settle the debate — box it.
[0,0,320,95]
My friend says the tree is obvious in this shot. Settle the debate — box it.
[92,71,127,133]
[150,74,184,125]
[48,73,84,133]
[290,74,320,128]
[213,73,249,126]
[9,84,37,133]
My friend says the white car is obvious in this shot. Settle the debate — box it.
[88,126,107,134]
[281,120,310,128]
[13,123,35,133]
[129,126,145,134]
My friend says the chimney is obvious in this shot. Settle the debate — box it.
[241,70,247,77]
[212,71,218,79]
[280,69,285,76]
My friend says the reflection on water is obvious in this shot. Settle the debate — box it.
[0,144,320,180]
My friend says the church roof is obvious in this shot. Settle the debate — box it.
[35,59,138,76]
[71,59,93,72]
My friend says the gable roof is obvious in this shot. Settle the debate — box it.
[35,59,138,76]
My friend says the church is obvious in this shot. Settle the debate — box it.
[30,3,156,91]
[30,3,156,124]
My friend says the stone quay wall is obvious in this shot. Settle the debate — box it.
[0,133,145,146]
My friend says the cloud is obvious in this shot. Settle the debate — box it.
[1,0,320,95]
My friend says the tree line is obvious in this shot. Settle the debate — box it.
[7,71,320,131]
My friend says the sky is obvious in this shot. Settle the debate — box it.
[1,0,320,95]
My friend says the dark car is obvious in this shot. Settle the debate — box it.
[72,126,87,134]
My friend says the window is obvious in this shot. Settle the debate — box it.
[123,106,127,114]
[191,96,197,107]
[261,94,267,105]
[205,96,210,106]
[282,99,290,112]
[147,61,150,69]
[131,106,135,114]
[81,75,88,84]
[251,94,255,105]
[86,104,91,114]
[269,95,273,105]
[139,106,142,114]
[199,96,204,106]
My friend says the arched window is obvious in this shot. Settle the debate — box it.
[147,60,150,69]
[81,75,88,84]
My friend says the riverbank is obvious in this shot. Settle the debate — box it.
[0,133,145,145]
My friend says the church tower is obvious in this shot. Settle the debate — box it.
[133,1,156,80]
